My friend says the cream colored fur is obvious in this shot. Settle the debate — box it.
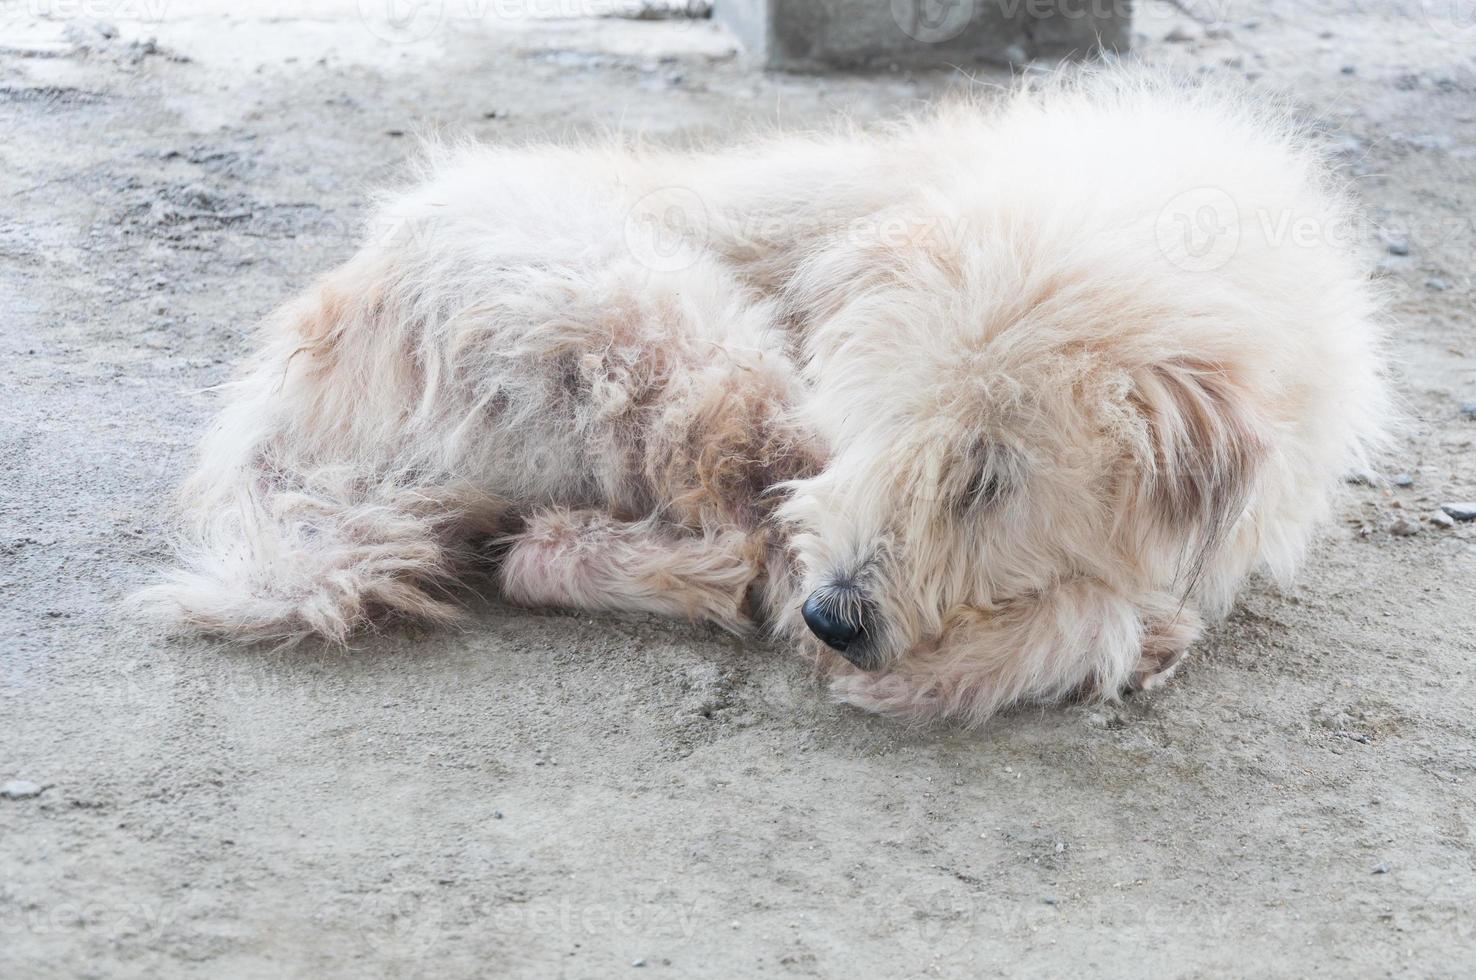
[138,69,1389,726]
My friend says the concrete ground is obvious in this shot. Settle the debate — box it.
[3,1,1475,976]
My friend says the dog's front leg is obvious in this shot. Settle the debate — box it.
[498,508,767,634]
[826,580,1202,725]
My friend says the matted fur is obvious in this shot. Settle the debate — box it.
[137,69,1389,726]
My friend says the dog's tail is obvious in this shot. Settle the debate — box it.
[133,231,520,645]
[133,460,510,647]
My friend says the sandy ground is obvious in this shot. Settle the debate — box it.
[2,0,1475,976]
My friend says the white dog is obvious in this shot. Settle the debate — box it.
[141,70,1389,725]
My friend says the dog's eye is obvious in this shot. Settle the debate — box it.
[965,468,1007,507]
[956,441,1019,514]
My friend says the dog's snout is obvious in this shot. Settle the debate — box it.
[801,588,873,664]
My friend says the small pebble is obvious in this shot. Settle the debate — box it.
[1426,277,1450,292]
[1393,473,1414,487]
[1459,402,1476,420]
[1,780,43,799]
[1043,896,1058,906]
[632,958,647,968]
[1384,237,1411,257]
[1439,502,1476,522]
[1341,65,1357,75]
[493,809,504,819]
[1430,511,1455,529]
[1371,863,1390,875]
[1389,518,1419,537]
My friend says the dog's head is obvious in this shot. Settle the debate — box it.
[774,242,1266,675]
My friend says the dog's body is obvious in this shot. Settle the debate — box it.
[143,72,1388,724]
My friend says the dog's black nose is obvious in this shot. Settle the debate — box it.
[801,590,867,653]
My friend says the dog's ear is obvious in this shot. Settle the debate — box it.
[1130,358,1267,549]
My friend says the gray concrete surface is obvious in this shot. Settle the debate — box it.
[716,0,1130,69]
[2,1,1475,977]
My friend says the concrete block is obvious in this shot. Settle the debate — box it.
[715,0,1131,71]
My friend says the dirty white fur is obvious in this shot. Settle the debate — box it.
[138,70,1389,726]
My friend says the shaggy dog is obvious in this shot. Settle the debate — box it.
[140,71,1389,725]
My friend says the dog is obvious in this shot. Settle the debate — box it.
[139,70,1389,725]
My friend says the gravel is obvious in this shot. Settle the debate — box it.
[1380,229,1412,256]
[1,780,44,799]
[1439,502,1476,522]
[4,2,1476,977]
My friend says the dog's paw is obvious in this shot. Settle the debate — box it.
[1129,602,1202,692]
[1129,645,1187,692]
[828,671,943,721]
